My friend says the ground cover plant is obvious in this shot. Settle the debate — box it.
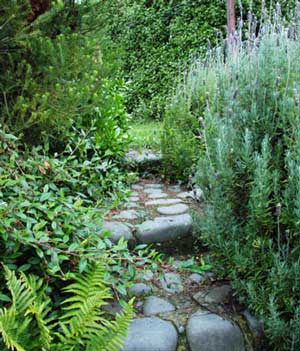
[0,103,146,350]
[168,8,300,350]
[0,1,142,349]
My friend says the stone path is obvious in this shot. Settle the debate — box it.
[101,180,197,248]
[101,151,265,351]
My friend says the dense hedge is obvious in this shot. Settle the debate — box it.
[105,0,297,119]
[106,0,226,119]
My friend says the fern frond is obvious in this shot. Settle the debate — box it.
[0,308,26,351]
[88,299,134,351]
[0,266,52,351]
[4,266,34,315]
[22,273,52,348]
[57,262,112,347]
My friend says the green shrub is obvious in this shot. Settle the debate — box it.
[104,0,297,120]
[161,54,218,179]
[106,0,226,119]
[184,12,300,351]
[0,125,159,348]
[0,1,130,153]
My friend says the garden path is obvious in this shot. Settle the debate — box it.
[103,149,264,351]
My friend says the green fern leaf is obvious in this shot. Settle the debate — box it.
[0,308,26,351]
[89,299,134,351]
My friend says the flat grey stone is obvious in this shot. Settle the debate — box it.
[129,283,152,297]
[130,191,139,196]
[136,214,192,243]
[168,185,181,193]
[135,300,144,313]
[187,311,245,351]
[122,317,178,351]
[128,196,139,202]
[114,210,138,220]
[148,192,168,199]
[160,272,183,294]
[194,284,232,304]
[192,186,204,201]
[178,325,185,334]
[102,301,123,315]
[144,183,163,189]
[241,310,264,340]
[144,296,175,316]
[132,184,143,190]
[138,270,154,281]
[144,188,165,194]
[204,271,216,279]
[157,204,189,215]
[145,198,182,206]
[188,273,204,284]
[100,221,133,243]
[125,149,162,164]
[177,191,194,199]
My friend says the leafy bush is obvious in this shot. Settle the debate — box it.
[0,2,142,348]
[182,11,300,351]
[161,62,212,179]
[0,1,130,153]
[0,123,159,349]
[161,1,298,179]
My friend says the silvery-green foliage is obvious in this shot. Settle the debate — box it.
[188,6,300,350]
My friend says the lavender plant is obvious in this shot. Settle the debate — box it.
[168,4,300,350]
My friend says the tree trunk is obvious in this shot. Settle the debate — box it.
[227,0,236,39]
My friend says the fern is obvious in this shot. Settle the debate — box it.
[0,264,133,351]
[0,308,26,351]
[55,262,133,351]
[90,301,133,351]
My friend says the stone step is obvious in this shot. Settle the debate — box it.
[157,203,189,215]
[121,317,178,351]
[145,198,182,206]
[124,149,162,172]
[135,214,192,243]
[100,221,133,243]
[187,311,245,351]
